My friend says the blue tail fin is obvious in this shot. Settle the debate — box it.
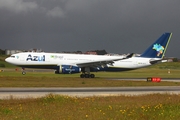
[140,33,172,58]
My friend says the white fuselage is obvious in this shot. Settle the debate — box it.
[5,52,155,71]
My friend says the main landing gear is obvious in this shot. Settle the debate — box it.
[80,67,95,78]
[80,73,95,78]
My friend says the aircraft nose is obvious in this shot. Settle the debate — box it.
[5,57,10,63]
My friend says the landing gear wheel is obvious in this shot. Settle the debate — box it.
[22,71,26,75]
[90,74,95,78]
[80,74,85,78]
[80,74,95,78]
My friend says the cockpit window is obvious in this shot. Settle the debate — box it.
[10,56,15,58]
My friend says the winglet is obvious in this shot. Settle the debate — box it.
[140,33,172,58]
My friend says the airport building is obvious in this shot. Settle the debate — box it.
[5,49,44,55]
[5,50,23,55]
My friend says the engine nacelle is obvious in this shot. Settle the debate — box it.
[55,65,81,74]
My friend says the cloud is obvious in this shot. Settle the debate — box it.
[0,0,180,57]
[0,0,38,13]
[47,7,65,18]
[65,0,98,11]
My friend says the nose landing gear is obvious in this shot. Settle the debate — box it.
[22,68,26,75]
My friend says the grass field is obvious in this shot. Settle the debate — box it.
[0,94,180,120]
[0,67,180,87]
[1,57,180,119]
[0,58,180,87]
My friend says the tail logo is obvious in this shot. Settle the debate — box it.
[153,43,164,56]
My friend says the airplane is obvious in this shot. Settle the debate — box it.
[5,32,172,78]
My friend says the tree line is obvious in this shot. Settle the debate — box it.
[0,49,5,55]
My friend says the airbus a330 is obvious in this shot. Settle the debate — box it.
[5,33,172,78]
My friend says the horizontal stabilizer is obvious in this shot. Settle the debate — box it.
[149,58,168,64]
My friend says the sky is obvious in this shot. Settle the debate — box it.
[0,0,180,58]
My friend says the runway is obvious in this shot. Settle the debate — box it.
[1,86,180,99]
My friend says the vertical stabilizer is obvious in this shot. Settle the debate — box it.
[140,33,172,58]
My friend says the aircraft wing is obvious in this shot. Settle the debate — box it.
[75,53,134,68]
